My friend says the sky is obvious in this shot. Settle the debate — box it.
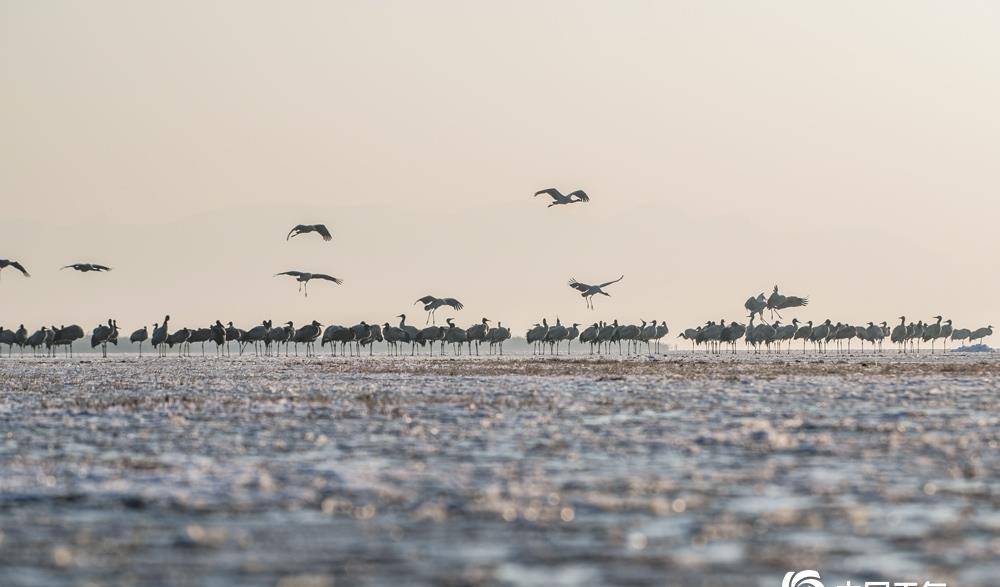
[2,1,998,335]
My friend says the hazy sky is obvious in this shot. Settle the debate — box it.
[2,1,998,334]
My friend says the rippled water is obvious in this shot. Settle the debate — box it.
[0,355,997,586]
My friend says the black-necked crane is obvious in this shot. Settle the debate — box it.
[534,188,590,208]
[766,285,808,319]
[91,319,117,358]
[26,327,47,356]
[62,263,112,273]
[286,224,332,241]
[465,318,490,356]
[166,327,190,356]
[151,316,170,357]
[487,322,511,355]
[545,318,569,355]
[566,323,581,354]
[579,322,600,354]
[890,317,907,352]
[794,320,813,351]
[526,319,549,355]
[744,293,766,321]
[293,321,323,357]
[444,318,467,355]
[275,271,343,297]
[225,322,243,356]
[0,327,16,357]
[130,326,148,357]
[240,321,271,356]
[0,259,30,280]
[969,325,993,345]
[922,316,943,353]
[210,321,226,356]
[568,275,623,310]
[414,295,463,325]
[939,320,953,351]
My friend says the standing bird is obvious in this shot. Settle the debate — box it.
[293,321,323,357]
[91,319,117,358]
[0,327,18,357]
[534,188,590,208]
[465,318,490,356]
[0,259,30,279]
[62,263,112,273]
[130,326,148,357]
[922,316,943,353]
[939,320,953,351]
[275,271,343,297]
[414,295,463,325]
[568,275,624,310]
[969,325,993,345]
[396,314,420,355]
[151,316,170,357]
[286,224,332,241]
[890,316,907,352]
[224,322,243,356]
[487,322,511,355]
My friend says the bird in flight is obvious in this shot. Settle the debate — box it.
[414,295,464,325]
[765,285,808,319]
[275,271,343,297]
[568,275,624,309]
[0,259,30,279]
[62,263,112,273]
[287,224,332,241]
[534,188,590,208]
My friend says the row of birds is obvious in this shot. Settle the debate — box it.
[0,314,515,358]
[678,315,994,354]
[525,318,670,355]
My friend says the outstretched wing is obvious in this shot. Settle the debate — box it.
[568,278,591,292]
[92,264,112,271]
[777,296,808,309]
[287,224,308,240]
[568,189,590,202]
[61,265,77,271]
[275,271,305,278]
[415,295,437,305]
[534,188,564,202]
[441,298,463,310]
[9,261,30,276]
[312,273,343,285]
[313,224,333,241]
[598,275,624,288]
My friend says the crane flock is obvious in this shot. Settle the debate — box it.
[2,198,995,357]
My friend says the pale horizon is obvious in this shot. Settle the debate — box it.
[3,1,999,335]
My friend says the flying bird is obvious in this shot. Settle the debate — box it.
[287,224,332,241]
[62,263,112,273]
[765,285,808,319]
[0,259,30,279]
[534,188,590,208]
[568,275,623,309]
[414,295,464,325]
[275,271,343,297]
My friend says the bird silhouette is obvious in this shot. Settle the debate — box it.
[62,263,112,272]
[0,259,30,279]
[534,188,590,208]
[275,271,343,297]
[568,275,623,309]
[286,224,332,241]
